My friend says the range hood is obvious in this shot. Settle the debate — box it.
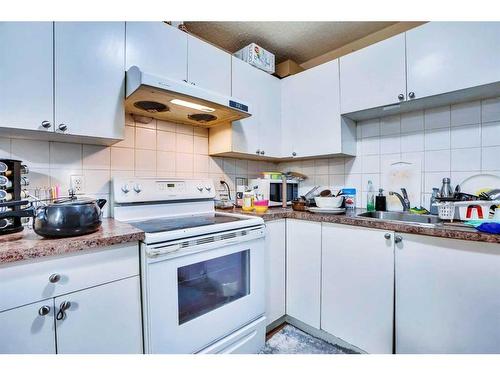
[125,66,251,127]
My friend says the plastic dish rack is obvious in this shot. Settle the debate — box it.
[434,200,500,221]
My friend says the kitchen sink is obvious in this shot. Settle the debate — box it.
[357,211,442,225]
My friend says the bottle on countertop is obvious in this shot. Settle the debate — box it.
[375,188,387,211]
[439,177,453,198]
[366,180,375,212]
[430,187,439,215]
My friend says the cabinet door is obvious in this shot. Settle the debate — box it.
[396,234,500,354]
[231,57,262,156]
[321,224,394,353]
[340,33,406,113]
[0,22,54,131]
[55,276,142,354]
[286,219,321,328]
[280,75,299,158]
[258,73,282,158]
[287,60,342,158]
[187,35,231,96]
[406,22,500,100]
[265,220,286,326]
[54,22,125,139]
[126,22,188,82]
[0,299,56,354]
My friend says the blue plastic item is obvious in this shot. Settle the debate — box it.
[475,222,500,234]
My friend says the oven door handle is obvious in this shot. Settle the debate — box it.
[147,244,182,258]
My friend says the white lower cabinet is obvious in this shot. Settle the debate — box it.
[264,220,286,326]
[55,276,142,354]
[321,224,395,353]
[395,234,500,354]
[0,244,142,354]
[0,299,56,354]
[286,219,321,329]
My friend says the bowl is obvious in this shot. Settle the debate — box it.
[254,205,269,213]
[253,199,269,207]
[314,196,344,208]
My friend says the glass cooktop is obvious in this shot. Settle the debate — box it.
[128,214,247,233]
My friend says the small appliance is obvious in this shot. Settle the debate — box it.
[0,159,29,235]
[250,178,299,207]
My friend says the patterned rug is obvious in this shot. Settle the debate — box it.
[259,324,359,354]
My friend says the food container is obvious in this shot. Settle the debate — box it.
[342,188,357,209]
[253,199,269,213]
[314,196,344,209]
[261,172,282,180]
[291,199,307,211]
[234,43,275,74]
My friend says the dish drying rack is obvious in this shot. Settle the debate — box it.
[434,200,500,221]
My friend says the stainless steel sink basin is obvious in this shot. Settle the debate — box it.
[357,211,442,225]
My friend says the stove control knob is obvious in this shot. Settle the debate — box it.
[133,184,142,193]
[121,185,130,194]
[197,186,204,192]
[205,186,212,192]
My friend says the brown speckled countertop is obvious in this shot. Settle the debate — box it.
[221,207,500,244]
[0,219,145,265]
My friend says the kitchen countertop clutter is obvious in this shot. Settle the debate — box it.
[225,207,500,244]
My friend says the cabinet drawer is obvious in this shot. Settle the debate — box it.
[0,243,139,312]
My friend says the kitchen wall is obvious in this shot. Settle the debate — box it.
[279,96,500,209]
[0,113,277,216]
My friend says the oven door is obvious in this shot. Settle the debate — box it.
[142,227,265,354]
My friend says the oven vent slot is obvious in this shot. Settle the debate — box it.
[220,232,238,241]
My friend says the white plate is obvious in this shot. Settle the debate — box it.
[459,173,500,196]
[307,207,346,214]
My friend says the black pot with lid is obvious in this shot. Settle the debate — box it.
[0,194,107,238]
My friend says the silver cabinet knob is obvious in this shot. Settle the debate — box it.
[38,305,51,316]
[260,150,265,155]
[292,152,297,157]
[41,120,51,129]
[398,94,404,100]
[197,186,204,192]
[58,123,67,132]
[56,301,71,321]
[408,92,415,99]
[256,149,260,155]
[384,233,391,240]
[121,185,130,194]
[49,273,61,283]
[133,184,142,193]
[205,186,212,192]
[394,234,403,244]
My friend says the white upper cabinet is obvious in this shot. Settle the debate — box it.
[126,22,188,82]
[187,35,231,96]
[281,59,354,158]
[54,22,125,139]
[406,22,500,100]
[231,57,281,158]
[340,33,407,113]
[0,22,54,131]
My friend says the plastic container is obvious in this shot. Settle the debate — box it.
[454,200,500,220]
[435,201,456,220]
[234,43,275,74]
[342,188,357,209]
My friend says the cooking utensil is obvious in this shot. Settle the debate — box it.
[0,195,107,238]
[291,199,307,211]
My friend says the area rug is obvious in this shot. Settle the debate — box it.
[259,324,359,354]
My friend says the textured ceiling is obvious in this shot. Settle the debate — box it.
[184,21,397,64]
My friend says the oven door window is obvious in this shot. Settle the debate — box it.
[177,250,250,325]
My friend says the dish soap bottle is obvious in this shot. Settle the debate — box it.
[366,180,375,212]
[375,188,387,211]
[430,187,439,215]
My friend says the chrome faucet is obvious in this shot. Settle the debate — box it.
[389,188,411,211]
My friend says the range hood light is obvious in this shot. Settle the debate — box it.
[170,99,216,113]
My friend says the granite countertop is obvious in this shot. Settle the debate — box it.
[222,207,500,244]
[0,219,145,266]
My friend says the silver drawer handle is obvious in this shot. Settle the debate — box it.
[38,305,51,316]
[49,273,61,283]
[394,234,403,244]
[56,301,71,321]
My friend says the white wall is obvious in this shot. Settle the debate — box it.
[0,114,278,216]
[279,97,500,209]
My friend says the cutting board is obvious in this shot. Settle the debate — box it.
[381,161,422,211]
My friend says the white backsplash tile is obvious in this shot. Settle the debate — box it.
[328,158,345,174]
[450,124,481,149]
[451,101,481,127]
[11,139,50,169]
[401,110,424,133]
[481,146,500,171]
[361,137,380,155]
[361,155,380,174]
[0,137,11,158]
[82,145,110,170]
[157,131,176,152]
[380,135,401,155]
[50,142,82,170]
[359,119,380,138]
[135,127,156,150]
[481,121,500,147]
[380,114,401,136]
[110,147,134,171]
[451,148,481,172]
[481,97,500,123]
[424,128,450,151]
[424,105,450,129]
[400,132,424,153]
[424,150,451,172]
